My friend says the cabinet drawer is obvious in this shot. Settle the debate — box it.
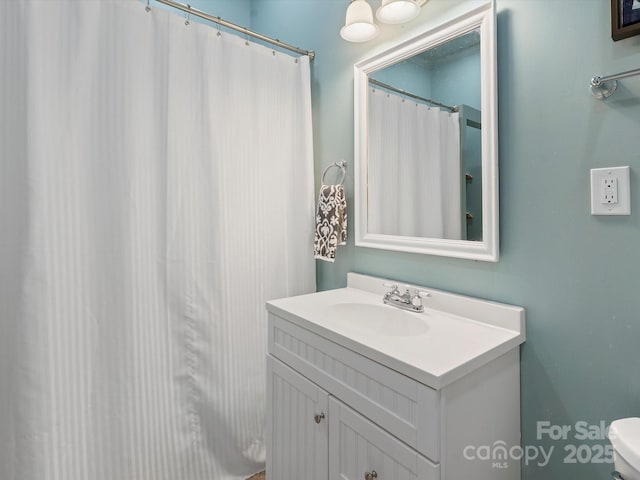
[269,313,440,461]
[329,397,439,480]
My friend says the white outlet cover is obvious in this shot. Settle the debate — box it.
[590,166,631,215]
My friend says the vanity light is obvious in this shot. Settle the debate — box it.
[340,0,379,43]
[376,0,426,25]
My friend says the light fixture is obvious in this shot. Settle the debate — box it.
[340,0,379,43]
[376,0,425,25]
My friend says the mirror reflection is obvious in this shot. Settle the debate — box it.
[367,29,482,241]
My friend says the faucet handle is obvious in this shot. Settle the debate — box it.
[383,282,399,292]
[407,288,431,308]
[402,285,430,296]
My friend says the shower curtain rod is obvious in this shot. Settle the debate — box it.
[369,78,457,112]
[154,0,315,61]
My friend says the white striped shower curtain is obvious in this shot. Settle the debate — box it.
[0,1,316,479]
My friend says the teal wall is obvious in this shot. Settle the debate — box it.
[431,42,481,109]
[251,1,640,479]
[165,0,640,478]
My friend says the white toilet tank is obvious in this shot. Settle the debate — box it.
[610,418,640,480]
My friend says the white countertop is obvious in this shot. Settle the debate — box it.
[266,273,525,389]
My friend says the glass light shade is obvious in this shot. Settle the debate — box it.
[376,0,420,24]
[340,0,379,43]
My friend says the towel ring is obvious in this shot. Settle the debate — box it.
[321,161,347,185]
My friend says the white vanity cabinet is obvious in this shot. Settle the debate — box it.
[266,273,525,480]
[266,317,440,480]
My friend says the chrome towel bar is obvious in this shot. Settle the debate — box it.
[590,67,640,99]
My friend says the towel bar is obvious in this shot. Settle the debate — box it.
[590,67,640,99]
[321,160,347,185]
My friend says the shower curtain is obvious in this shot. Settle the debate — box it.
[0,1,315,479]
[368,88,461,239]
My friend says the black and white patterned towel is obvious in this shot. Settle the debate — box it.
[313,184,347,262]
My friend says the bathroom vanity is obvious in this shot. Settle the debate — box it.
[266,273,525,480]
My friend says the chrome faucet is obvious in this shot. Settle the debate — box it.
[382,282,431,313]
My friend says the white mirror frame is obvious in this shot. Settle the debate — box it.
[354,1,498,262]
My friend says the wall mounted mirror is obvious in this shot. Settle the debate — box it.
[354,1,498,261]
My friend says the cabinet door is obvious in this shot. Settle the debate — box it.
[267,355,329,480]
[329,397,439,480]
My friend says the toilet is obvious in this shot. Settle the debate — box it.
[609,418,640,479]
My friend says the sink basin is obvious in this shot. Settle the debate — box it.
[325,302,429,337]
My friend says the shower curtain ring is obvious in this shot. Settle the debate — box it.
[145,0,151,12]
[216,17,222,37]
[184,4,191,25]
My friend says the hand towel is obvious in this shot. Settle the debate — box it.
[313,184,347,262]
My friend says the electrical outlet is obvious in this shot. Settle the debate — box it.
[601,177,618,205]
[590,166,630,215]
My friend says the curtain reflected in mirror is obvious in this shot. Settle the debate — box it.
[366,29,482,241]
[368,91,462,239]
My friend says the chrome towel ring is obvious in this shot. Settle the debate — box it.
[321,160,347,185]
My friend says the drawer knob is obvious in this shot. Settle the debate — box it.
[365,471,378,480]
[314,412,325,424]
